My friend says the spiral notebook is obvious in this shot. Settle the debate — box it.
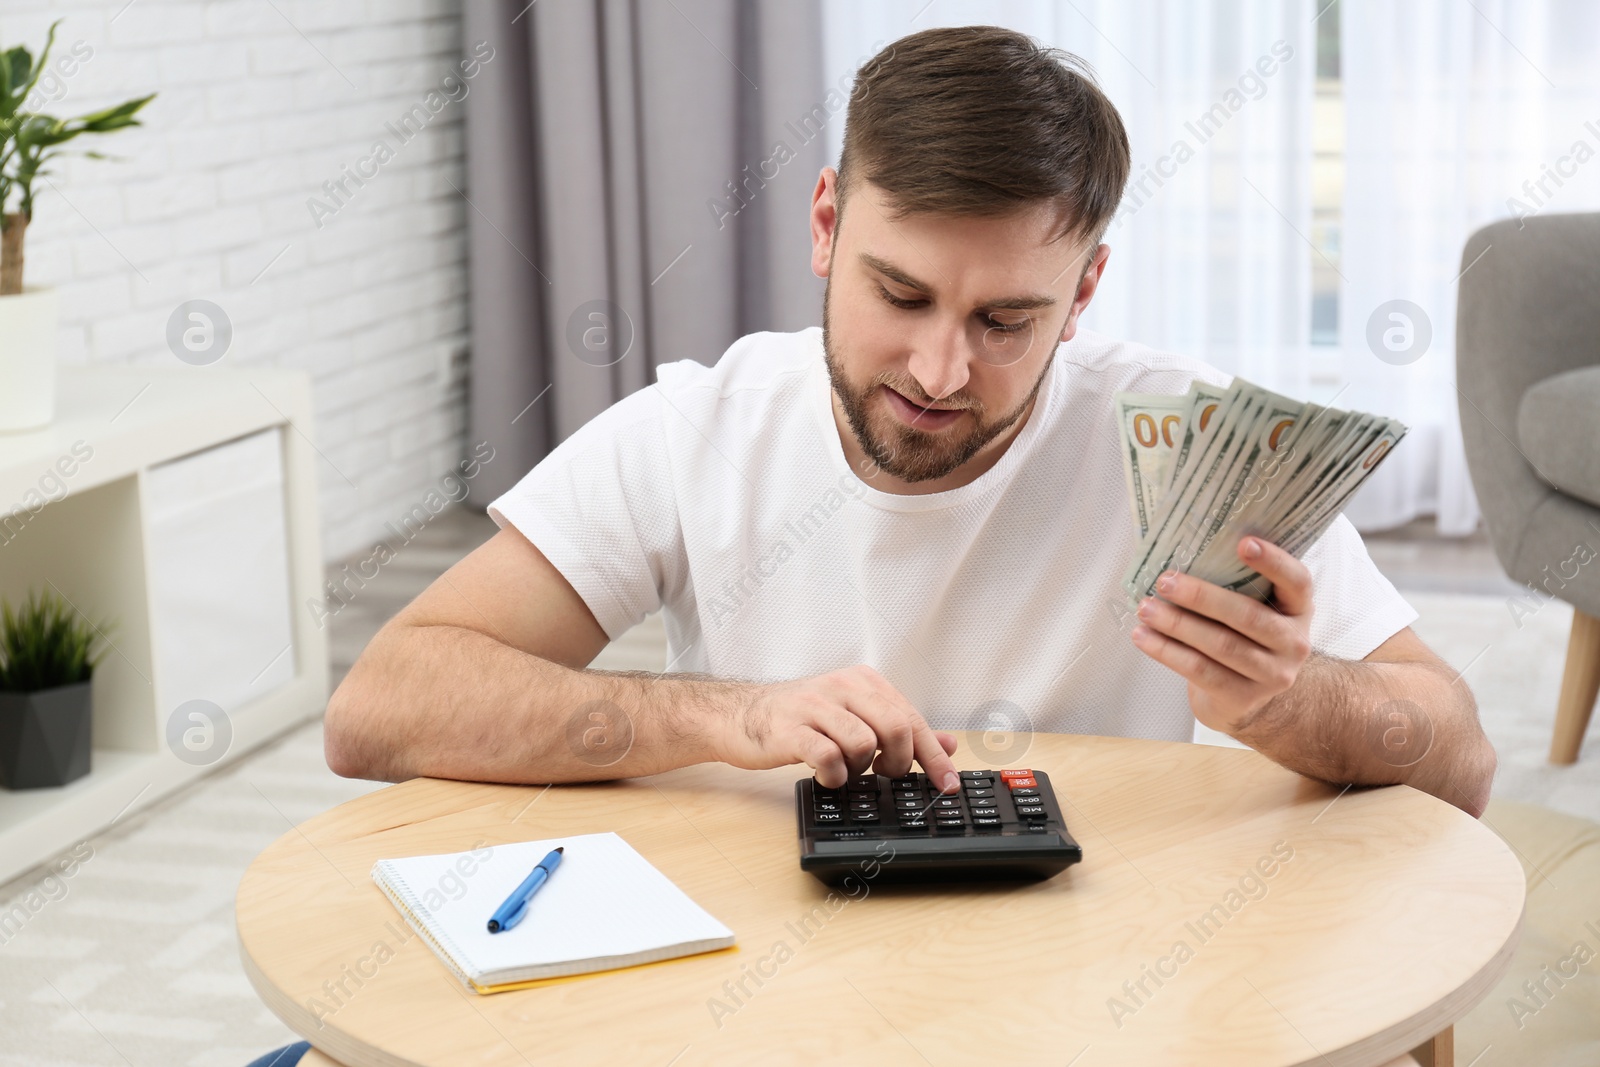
[370,831,736,994]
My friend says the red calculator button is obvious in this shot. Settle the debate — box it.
[1005,777,1038,789]
[999,769,1034,779]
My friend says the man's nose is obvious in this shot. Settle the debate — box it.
[905,320,972,402]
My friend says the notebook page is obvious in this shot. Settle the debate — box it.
[373,831,733,981]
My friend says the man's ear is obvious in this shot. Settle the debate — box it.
[810,167,840,280]
[1060,242,1112,342]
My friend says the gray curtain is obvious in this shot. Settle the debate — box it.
[463,0,829,504]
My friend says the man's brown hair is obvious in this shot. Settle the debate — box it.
[837,25,1131,249]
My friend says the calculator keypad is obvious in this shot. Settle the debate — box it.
[806,768,1060,837]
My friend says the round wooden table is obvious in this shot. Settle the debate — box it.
[237,733,1523,1066]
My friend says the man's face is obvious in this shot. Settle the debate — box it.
[811,170,1108,488]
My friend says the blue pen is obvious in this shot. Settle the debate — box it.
[486,846,564,933]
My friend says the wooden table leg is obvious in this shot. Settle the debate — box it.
[1410,1024,1453,1067]
[1552,607,1600,764]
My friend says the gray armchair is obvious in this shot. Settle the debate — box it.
[1458,212,1600,764]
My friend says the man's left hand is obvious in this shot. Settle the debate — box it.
[1129,536,1314,735]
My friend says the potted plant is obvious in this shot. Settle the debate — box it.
[0,20,153,431]
[0,589,108,789]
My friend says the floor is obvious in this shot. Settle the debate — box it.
[1,507,1595,1065]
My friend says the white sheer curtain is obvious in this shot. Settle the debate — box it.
[1337,0,1600,533]
[820,0,1317,403]
[821,0,1600,535]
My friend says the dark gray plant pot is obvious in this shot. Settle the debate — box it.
[0,680,93,789]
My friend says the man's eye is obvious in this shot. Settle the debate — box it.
[985,316,1029,334]
[876,284,925,309]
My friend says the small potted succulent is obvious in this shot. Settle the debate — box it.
[0,20,154,431]
[0,589,108,789]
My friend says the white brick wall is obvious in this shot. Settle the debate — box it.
[0,0,472,560]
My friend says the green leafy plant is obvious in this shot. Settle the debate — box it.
[0,589,109,692]
[0,19,155,295]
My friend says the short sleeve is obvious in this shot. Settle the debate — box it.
[487,384,684,641]
[1301,515,1419,660]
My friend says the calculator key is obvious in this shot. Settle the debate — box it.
[815,811,843,823]
[1014,801,1045,812]
[969,797,997,808]
[848,775,880,790]
[849,789,879,800]
[999,769,1034,779]
[898,821,928,831]
[963,787,994,798]
[1004,777,1038,789]
[894,791,923,802]
[935,818,965,829]
[850,801,880,811]
[890,777,921,788]
[973,816,1003,829]
[960,770,995,779]
[933,797,962,809]
[1008,787,1040,798]
[851,811,881,822]
[815,801,841,812]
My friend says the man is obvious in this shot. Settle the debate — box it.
[325,26,1495,817]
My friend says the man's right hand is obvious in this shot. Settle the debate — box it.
[713,665,962,793]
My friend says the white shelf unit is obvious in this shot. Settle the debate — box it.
[0,367,329,886]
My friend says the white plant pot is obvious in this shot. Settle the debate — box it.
[0,286,58,432]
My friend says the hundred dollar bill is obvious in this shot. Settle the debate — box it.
[1114,392,1190,537]
[1163,381,1230,495]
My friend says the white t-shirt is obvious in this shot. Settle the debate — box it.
[489,326,1418,743]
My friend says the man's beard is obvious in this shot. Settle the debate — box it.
[821,277,1052,484]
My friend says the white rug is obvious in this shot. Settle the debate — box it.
[0,593,1593,1065]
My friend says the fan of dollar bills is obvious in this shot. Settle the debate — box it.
[1116,379,1407,604]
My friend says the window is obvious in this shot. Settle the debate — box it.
[1310,0,1342,349]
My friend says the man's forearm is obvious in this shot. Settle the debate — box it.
[1230,653,1496,816]
[324,621,754,784]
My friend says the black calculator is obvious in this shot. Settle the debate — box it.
[796,768,1083,884]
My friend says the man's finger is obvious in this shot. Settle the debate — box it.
[913,722,962,793]
[1131,621,1253,699]
[1152,570,1300,653]
[851,681,917,778]
[1137,597,1278,683]
[809,705,881,778]
[798,728,849,788]
[1238,537,1313,616]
